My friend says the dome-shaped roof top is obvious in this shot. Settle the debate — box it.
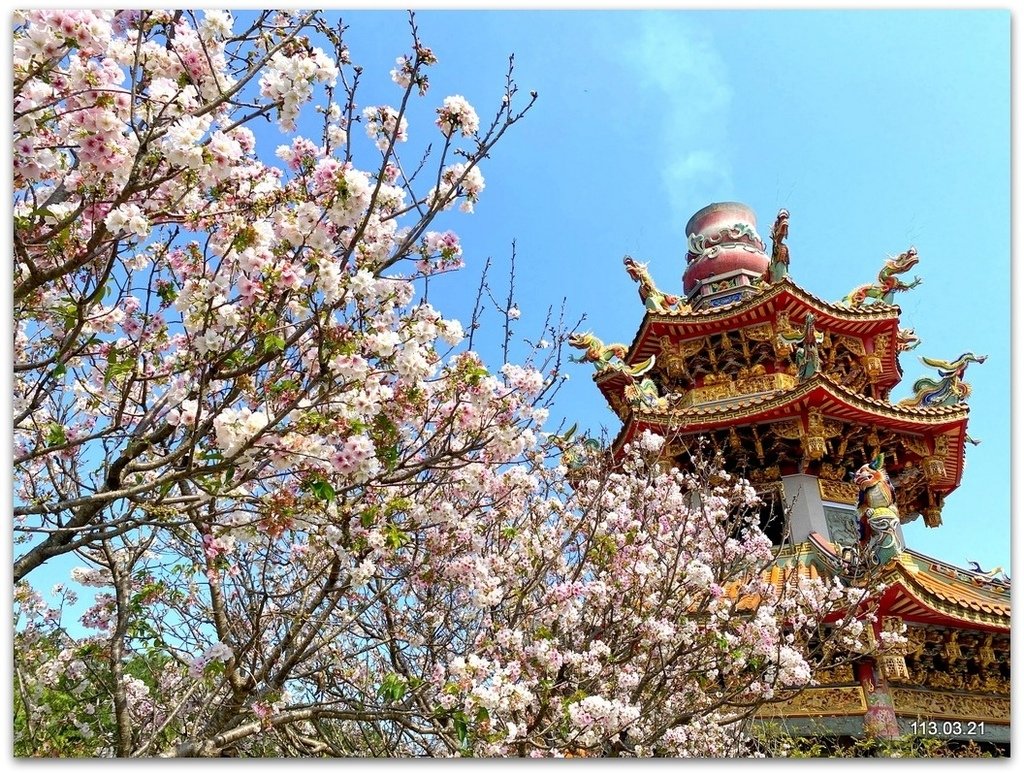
[683,202,770,295]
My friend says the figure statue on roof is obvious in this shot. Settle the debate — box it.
[898,352,987,408]
[623,255,688,315]
[549,422,604,472]
[794,313,821,381]
[776,312,823,379]
[840,246,923,307]
[967,560,1009,584]
[853,454,904,567]
[896,327,921,352]
[623,372,678,412]
[568,331,656,377]
[763,208,790,283]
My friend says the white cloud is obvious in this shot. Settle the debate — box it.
[617,13,734,222]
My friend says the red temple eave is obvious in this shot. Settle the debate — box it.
[611,279,907,394]
[610,375,970,490]
[625,278,901,347]
[873,580,1010,633]
[805,535,1010,633]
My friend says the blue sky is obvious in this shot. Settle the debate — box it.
[310,8,1010,570]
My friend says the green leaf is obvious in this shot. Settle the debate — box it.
[452,712,469,747]
[360,507,378,528]
[264,333,286,353]
[307,477,335,503]
[384,522,408,550]
[103,348,135,387]
[378,672,407,702]
[45,423,67,446]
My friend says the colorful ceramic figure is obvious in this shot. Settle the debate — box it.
[764,208,790,283]
[841,247,922,307]
[623,255,687,314]
[853,454,904,567]
[898,352,987,407]
[794,313,821,381]
[624,374,675,412]
[568,331,629,371]
[549,422,604,471]
[568,332,656,378]
[895,327,921,352]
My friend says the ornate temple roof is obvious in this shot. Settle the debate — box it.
[606,372,970,495]
[805,533,1011,632]
[637,276,902,324]
[728,536,1010,633]
[612,278,907,395]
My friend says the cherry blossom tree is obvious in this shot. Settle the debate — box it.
[12,10,877,758]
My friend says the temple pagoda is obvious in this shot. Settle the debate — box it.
[572,202,1010,749]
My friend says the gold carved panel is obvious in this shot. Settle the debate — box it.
[819,479,859,505]
[758,687,866,718]
[773,419,803,440]
[677,372,795,408]
[838,335,867,356]
[814,664,855,685]
[891,689,1010,725]
[743,322,775,342]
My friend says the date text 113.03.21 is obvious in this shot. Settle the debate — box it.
[909,720,985,737]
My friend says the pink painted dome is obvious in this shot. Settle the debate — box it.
[682,202,770,294]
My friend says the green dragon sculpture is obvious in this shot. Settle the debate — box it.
[623,255,688,314]
[763,208,790,284]
[624,374,677,412]
[549,422,604,472]
[568,331,656,376]
[777,312,824,381]
[840,247,923,307]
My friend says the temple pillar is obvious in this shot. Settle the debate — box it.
[856,659,900,738]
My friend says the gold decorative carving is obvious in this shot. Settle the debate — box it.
[922,454,947,482]
[806,408,825,435]
[839,336,867,357]
[900,436,930,457]
[881,655,909,681]
[657,336,689,377]
[818,462,847,481]
[805,435,827,461]
[873,333,891,355]
[773,419,803,440]
[933,435,949,456]
[922,505,943,528]
[819,479,858,504]
[677,372,796,408]
[891,689,1010,725]
[863,354,883,382]
[743,322,775,342]
[814,663,855,685]
[683,339,706,357]
[978,635,996,669]
[749,465,781,484]
[758,687,867,718]
[944,632,962,661]
[736,372,795,395]
[903,628,927,661]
